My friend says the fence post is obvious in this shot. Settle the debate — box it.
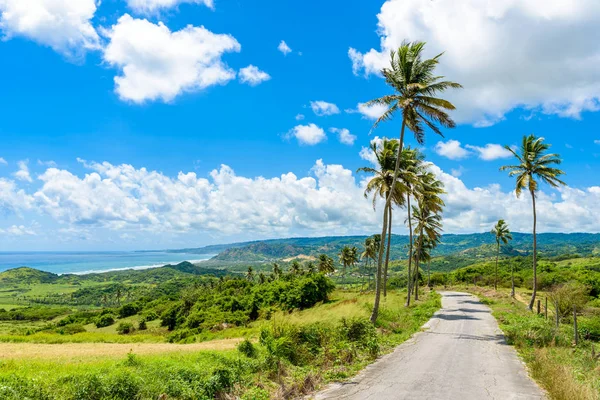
[537,299,541,315]
[545,297,548,320]
[573,305,579,346]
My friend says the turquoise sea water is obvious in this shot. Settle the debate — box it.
[0,251,214,275]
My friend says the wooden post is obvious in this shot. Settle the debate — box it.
[537,299,541,315]
[573,305,579,346]
[545,297,548,320]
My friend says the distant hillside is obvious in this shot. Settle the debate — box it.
[0,267,59,284]
[178,233,600,265]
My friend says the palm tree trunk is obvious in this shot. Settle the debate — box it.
[427,259,431,289]
[414,228,423,301]
[495,241,499,290]
[405,194,414,307]
[383,204,392,298]
[370,202,389,323]
[511,262,515,298]
[528,189,538,311]
[383,120,407,236]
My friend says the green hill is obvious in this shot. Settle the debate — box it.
[0,267,59,284]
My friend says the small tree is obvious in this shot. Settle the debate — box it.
[547,282,588,328]
[490,219,513,292]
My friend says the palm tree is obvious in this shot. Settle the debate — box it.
[358,139,408,322]
[338,246,359,284]
[490,219,513,291]
[501,135,566,310]
[290,260,302,276]
[246,266,255,282]
[411,204,443,301]
[410,171,444,302]
[272,263,283,279]
[317,254,335,275]
[361,237,377,289]
[306,261,316,274]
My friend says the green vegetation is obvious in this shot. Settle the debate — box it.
[0,290,440,399]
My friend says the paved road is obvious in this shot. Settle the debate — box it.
[313,291,545,400]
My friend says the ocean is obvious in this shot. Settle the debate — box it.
[0,251,215,275]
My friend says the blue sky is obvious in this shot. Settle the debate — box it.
[1,0,600,251]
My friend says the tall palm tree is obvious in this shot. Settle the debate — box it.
[272,263,283,279]
[490,219,513,291]
[411,204,443,301]
[246,266,255,282]
[290,260,302,276]
[501,135,566,310]
[361,237,377,290]
[338,246,359,285]
[410,171,444,302]
[317,254,335,275]
[358,139,408,322]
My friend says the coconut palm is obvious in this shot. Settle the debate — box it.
[317,254,335,275]
[500,135,566,310]
[358,139,410,322]
[411,204,443,301]
[272,263,283,279]
[361,237,377,289]
[290,260,302,276]
[338,246,359,285]
[409,171,444,302]
[490,219,513,292]
[306,261,316,274]
[246,266,254,282]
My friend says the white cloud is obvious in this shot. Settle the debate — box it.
[0,158,6,165]
[126,0,213,14]
[14,160,32,182]
[330,128,357,146]
[239,65,271,86]
[278,40,291,55]
[595,140,600,145]
[0,225,36,236]
[0,157,600,238]
[287,123,326,146]
[350,102,387,120]
[310,101,340,116]
[0,0,100,58]
[465,144,513,161]
[295,114,305,121]
[451,166,465,178]
[434,140,471,160]
[358,136,385,167]
[349,0,600,126]
[102,14,241,103]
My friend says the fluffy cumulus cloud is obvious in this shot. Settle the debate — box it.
[310,101,340,116]
[28,159,377,235]
[466,144,513,161]
[1,156,600,239]
[349,102,387,120]
[238,65,271,86]
[277,40,291,55]
[349,0,600,126]
[126,0,213,14]
[434,140,471,160]
[330,128,357,146]
[13,160,32,182]
[287,124,326,146]
[102,15,240,103]
[0,158,6,165]
[0,0,100,57]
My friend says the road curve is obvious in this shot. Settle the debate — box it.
[312,291,545,400]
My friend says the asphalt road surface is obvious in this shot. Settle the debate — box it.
[313,291,545,400]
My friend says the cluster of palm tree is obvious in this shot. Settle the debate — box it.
[338,246,359,285]
[360,41,461,322]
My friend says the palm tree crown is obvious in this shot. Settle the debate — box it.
[500,135,566,197]
[491,219,513,245]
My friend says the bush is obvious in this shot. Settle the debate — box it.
[95,314,115,328]
[138,319,147,331]
[237,339,257,358]
[116,322,134,335]
[57,324,86,335]
[204,368,234,398]
[241,387,270,400]
[118,303,141,319]
[142,310,159,321]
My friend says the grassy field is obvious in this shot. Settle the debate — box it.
[462,286,600,400]
[0,289,440,400]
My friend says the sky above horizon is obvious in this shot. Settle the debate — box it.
[1,0,600,251]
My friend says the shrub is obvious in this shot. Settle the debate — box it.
[237,339,257,358]
[204,368,234,398]
[95,314,115,328]
[138,319,147,331]
[58,324,86,335]
[241,387,270,400]
[116,322,134,335]
[142,310,159,321]
[118,303,141,319]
